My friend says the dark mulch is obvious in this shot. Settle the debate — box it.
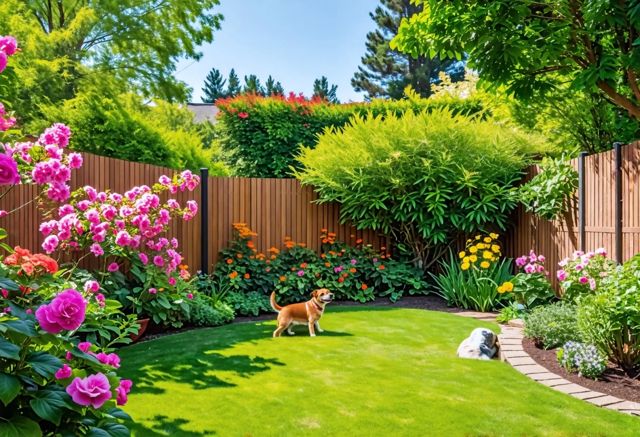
[523,337,640,403]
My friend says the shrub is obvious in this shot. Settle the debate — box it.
[295,108,552,271]
[216,90,485,177]
[519,156,578,220]
[524,303,581,349]
[557,341,607,380]
[188,294,234,327]
[557,248,616,301]
[224,291,272,317]
[501,250,556,309]
[577,254,640,374]
[431,234,513,312]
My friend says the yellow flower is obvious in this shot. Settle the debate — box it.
[466,239,472,243]
[480,261,490,269]
[483,251,493,260]
[476,243,485,250]
[491,244,500,253]
[490,233,499,239]
[458,251,466,259]
[461,262,470,271]
[475,235,481,240]
[463,256,470,263]
[469,255,478,262]
[483,237,492,243]
[497,285,506,294]
[469,246,478,254]
[502,281,514,292]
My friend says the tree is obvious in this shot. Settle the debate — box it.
[312,76,339,103]
[21,0,223,101]
[265,75,284,96]
[392,0,640,121]
[352,0,463,99]
[226,69,241,97]
[201,68,227,103]
[243,74,264,95]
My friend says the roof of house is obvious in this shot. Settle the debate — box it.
[186,103,220,124]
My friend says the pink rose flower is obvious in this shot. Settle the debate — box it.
[90,243,104,257]
[83,280,100,293]
[0,36,18,56]
[107,262,119,272]
[55,363,72,380]
[78,341,92,353]
[0,153,20,185]
[168,277,177,286]
[0,51,7,74]
[187,293,194,299]
[116,379,133,406]
[95,293,105,307]
[139,252,149,265]
[36,289,87,334]
[557,269,567,281]
[579,276,588,284]
[148,288,157,295]
[66,373,112,409]
[95,352,121,368]
[153,256,164,267]
[524,264,535,274]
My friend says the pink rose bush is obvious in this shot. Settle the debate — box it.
[0,36,133,435]
[557,248,616,301]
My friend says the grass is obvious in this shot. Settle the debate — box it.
[119,306,640,436]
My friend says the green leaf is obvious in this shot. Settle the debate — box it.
[0,373,21,406]
[0,416,41,437]
[29,390,69,425]
[0,277,19,291]
[4,319,37,337]
[0,337,20,360]
[27,352,63,378]
[88,424,130,437]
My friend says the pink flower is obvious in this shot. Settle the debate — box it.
[95,293,105,307]
[186,200,198,215]
[350,259,357,265]
[153,256,164,267]
[579,276,588,284]
[95,352,121,368]
[297,270,305,277]
[0,52,6,74]
[589,278,597,290]
[0,210,6,218]
[238,112,249,119]
[524,264,535,274]
[78,342,92,353]
[68,152,83,169]
[148,288,157,295]
[83,280,100,293]
[66,373,112,409]
[0,154,20,185]
[65,351,73,360]
[537,255,546,263]
[139,253,149,265]
[0,36,18,56]
[187,293,194,299]
[515,256,527,267]
[168,277,177,286]
[575,264,584,272]
[116,379,133,406]
[39,123,71,148]
[55,363,73,380]
[595,247,607,256]
[557,269,567,281]
[89,243,104,257]
[115,230,131,247]
[36,289,87,334]
[107,262,119,272]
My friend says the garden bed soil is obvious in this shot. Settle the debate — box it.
[523,337,640,403]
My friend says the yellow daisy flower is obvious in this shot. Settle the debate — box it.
[483,251,493,260]
[469,246,478,254]
[458,251,466,259]
[461,262,470,271]
[480,261,490,269]
[469,255,478,262]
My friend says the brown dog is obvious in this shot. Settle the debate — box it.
[270,289,334,337]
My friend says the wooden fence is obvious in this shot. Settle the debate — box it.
[0,153,387,273]
[506,142,640,286]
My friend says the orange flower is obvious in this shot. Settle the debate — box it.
[270,255,277,260]
[298,242,306,248]
[361,283,368,290]
[325,262,331,267]
[338,277,344,283]
[226,258,233,264]
[236,253,244,259]
[179,264,189,271]
[300,263,308,269]
[349,268,356,273]
[321,228,328,233]
[320,253,326,259]
[322,238,328,244]
[244,273,250,279]
[268,246,280,254]
[378,265,385,270]
[247,241,255,249]
[229,271,238,279]
[279,275,286,282]
[356,238,363,244]
[285,241,295,249]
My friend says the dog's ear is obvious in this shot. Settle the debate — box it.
[311,289,318,298]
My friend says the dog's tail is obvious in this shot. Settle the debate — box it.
[270,292,282,312]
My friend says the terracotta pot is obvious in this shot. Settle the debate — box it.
[130,318,150,342]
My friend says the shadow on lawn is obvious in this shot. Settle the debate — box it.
[128,415,217,436]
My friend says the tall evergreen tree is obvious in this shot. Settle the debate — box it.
[352,0,463,99]
[226,68,241,97]
[313,76,340,103]
[244,74,264,95]
[201,67,227,103]
[265,75,285,96]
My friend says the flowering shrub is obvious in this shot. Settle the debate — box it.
[524,302,581,349]
[497,250,555,308]
[557,248,616,301]
[557,341,607,380]
[213,224,425,306]
[432,234,513,311]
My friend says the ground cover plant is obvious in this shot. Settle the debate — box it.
[118,307,640,436]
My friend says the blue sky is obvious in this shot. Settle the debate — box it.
[176,0,379,103]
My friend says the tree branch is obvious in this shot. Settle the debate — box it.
[597,81,640,119]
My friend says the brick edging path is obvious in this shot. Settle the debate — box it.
[456,311,640,417]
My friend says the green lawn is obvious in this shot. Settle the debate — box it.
[119,307,640,436]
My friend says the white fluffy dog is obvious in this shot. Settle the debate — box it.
[457,328,499,360]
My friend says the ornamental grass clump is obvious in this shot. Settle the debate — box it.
[295,108,552,271]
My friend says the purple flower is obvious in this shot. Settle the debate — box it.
[66,373,112,409]
[83,280,100,293]
[557,269,567,281]
[515,256,527,268]
[36,289,86,334]
[334,266,343,273]
[116,379,133,406]
[55,364,72,380]
[0,154,19,185]
[297,270,304,277]
[524,264,535,274]
[95,352,121,368]
[153,256,164,267]
[350,259,357,265]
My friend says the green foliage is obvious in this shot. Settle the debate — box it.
[524,303,581,349]
[496,303,524,324]
[296,108,551,269]
[312,76,339,103]
[202,67,227,103]
[188,295,234,327]
[577,254,640,374]
[557,341,607,380]
[431,251,513,312]
[392,0,640,121]
[216,90,485,177]
[509,273,557,309]
[519,157,578,221]
[224,291,272,317]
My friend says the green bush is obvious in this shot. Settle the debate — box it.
[215,90,484,177]
[224,291,272,317]
[296,109,552,271]
[188,294,235,327]
[524,303,581,349]
[577,254,640,374]
[557,341,607,380]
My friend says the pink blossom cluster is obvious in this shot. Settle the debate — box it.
[0,102,16,131]
[515,250,547,275]
[40,172,199,278]
[557,248,609,292]
[0,35,17,74]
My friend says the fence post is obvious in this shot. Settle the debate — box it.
[199,168,209,274]
[578,152,587,252]
[614,142,624,264]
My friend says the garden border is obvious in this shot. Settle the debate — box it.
[455,312,640,417]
